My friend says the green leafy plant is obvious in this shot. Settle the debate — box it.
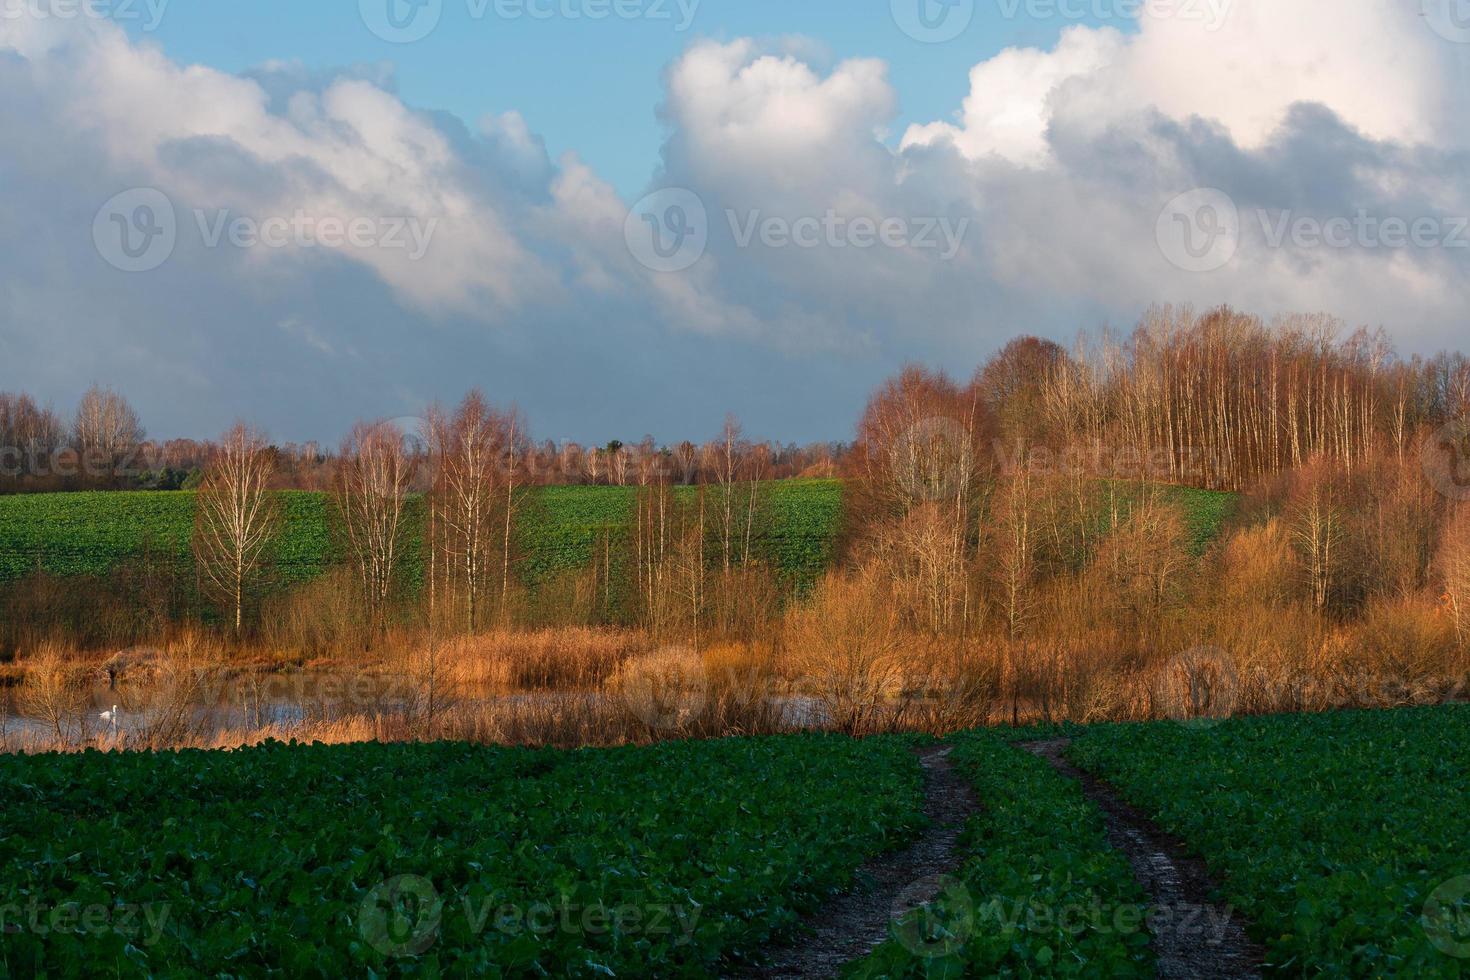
[1070,706,1470,976]
[846,730,1153,978]
[0,733,924,977]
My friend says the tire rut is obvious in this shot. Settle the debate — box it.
[1023,738,1263,980]
[729,744,977,979]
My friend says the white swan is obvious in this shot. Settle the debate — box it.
[99,705,119,736]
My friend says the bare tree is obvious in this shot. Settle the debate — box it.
[990,462,1038,640]
[432,394,499,632]
[710,415,743,574]
[1289,467,1347,615]
[333,420,416,629]
[1440,506,1470,646]
[428,393,523,632]
[193,424,279,634]
[500,408,527,625]
[73,384,143,486]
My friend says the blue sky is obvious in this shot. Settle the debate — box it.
[122,1,1117,198]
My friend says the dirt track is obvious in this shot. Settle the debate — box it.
[1024,738,1264,979]
[732,744,977,979]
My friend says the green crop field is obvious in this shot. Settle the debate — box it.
[0,478,1238,594]
[0,480,845,591]
[851,727,1153,978]
[3,709,1466,975]
[1099,481,1238,554]
[1069,707,1470,976]
[0,734,925,977]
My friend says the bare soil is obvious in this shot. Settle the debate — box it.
[1023,738,1264,979]
[731,743,977,979]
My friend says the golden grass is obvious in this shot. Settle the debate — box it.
[4,604,1468,755]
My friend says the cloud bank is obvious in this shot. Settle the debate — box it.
[0,2,1467,444]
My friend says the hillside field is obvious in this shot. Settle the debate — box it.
[0,480,1238,591]
[0,481,846,591]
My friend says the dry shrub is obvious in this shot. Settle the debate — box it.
[1330,597,1464,704]
[1087,499,1192,644]
[782,568,905,735]
[436,628,643,692]
[869,502,974,636]
[1,573,140,656]
[1438,506,1470,646]
[1148,646,1240,724]
[16,639,91,741]
[607,646,710,735]
[123,630,229,748]
[1220,519,1296,607]
[261,567,372,659]
[519,568,601,629]
[701,641,776,686]
[890,638,1002,733]
[698,642,787,735]
[1208,603,1327,715]
[707,565,786,644]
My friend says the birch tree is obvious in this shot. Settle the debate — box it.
[333,420,416,629]
[194,424,278,634]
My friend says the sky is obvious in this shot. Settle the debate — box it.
[2,0,1469,446]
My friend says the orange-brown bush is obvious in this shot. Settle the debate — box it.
[15,639,91,741]
[781,567,907,734]
[433,628,645,692]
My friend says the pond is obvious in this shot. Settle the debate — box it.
[0,670,831,746]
